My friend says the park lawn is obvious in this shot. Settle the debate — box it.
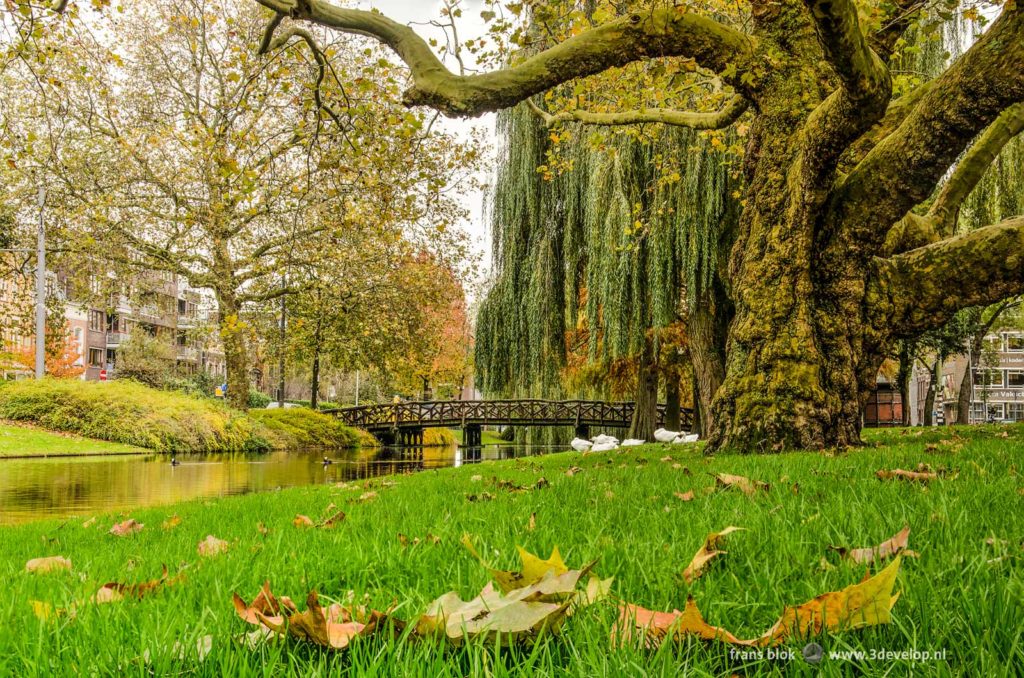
[0,421,147,458]
[1,425,1023,676]
[449,427,508,446]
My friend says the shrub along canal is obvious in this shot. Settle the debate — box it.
[0,443,563,523]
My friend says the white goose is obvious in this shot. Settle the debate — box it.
[654,428,679,443]
[570,437,593,452]
[590,441,619,452]
[592,433,619,445]
[672,433,700,444]
[620,439,645,447]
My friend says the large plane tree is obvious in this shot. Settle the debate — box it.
[255,0,1024,453]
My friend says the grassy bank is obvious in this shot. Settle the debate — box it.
[449,427,507,446]
[0,422,146,458]
[1,425,1022,675]
[0,380,372,454]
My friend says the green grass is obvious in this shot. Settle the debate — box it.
[449,428,507,445]
[0,379,372,454]
[0,421,146,457]
[1,425,1022,676]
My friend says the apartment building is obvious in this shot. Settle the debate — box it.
[964,330,1024,423]
[2,258,225,381]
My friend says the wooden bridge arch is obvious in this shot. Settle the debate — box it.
[324,399,694,445]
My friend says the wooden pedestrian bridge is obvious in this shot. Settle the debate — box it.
[324,399,693,446]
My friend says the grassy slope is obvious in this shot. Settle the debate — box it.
[1,426,1022,676]
[0,422,146,458]
[449,428,507,445]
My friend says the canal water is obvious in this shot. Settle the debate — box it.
[0,444,563,524]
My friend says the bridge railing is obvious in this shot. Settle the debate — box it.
[323,399,693,432]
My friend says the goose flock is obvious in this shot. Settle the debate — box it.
[570,427,699,452]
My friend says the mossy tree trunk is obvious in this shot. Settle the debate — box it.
[266,0,1024,452]
[215,287,250,411]
[628,336,658,440]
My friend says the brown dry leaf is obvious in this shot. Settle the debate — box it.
[830,525,911,565]
[660,456,673,462]
[293,514,315,528]
[234,584,390,651]
[93,564,179,604]
[790,483,800,495]
[527,513,537,532]
[534,477,550,490]
[109,518,144,536]
[198,535,229,557]
[674,491,695,502]
[682,527,744,583]
[257,522,270,537]
[876,468,937,482]
[565,466,583,477]
[398,533,411,547]
[162,515,182,530]
[613,599,754,648]
[358,491,378,502]
[319,510,346,528]
[714,473,770,495]
[26,556,72,574]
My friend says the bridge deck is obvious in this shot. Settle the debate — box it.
[324,399,693,433]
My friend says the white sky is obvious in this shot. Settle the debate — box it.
[354,1,497,283]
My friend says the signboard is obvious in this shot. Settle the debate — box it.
[99,369,107,381]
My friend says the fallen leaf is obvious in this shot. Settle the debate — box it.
[81,517,96,528]
[660,456,673,462]
[162,515,181,530]
[198,535,229,557]
[714,473,770,495]
[234,584,391,651]
[757,556,903,645]
[294,515,315,528]
[830,525,910,565]
[471,475,483,482]
[565,466,583,477]
[257,522,269,536]
[527,513,536,531]
[109,519,144,536]
[462,536,568,592]
[466,492,495,502]
[682,527,744,583]
[93,564,179,604]
[534,477,550,490]
[614,598,754,648]
[674,491,695,502]
[358,491,378,502]
[415,566,592,644]
[25,556,72,574]
[319,510,346,528]
[876,469,937,482]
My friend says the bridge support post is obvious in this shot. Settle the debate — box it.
[574,424,590,440]
[463,424,482,447]
[397,428,424,447]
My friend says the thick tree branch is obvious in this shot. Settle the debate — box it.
[871,216,1024,337]
[253,0,755,117]
[525,94,748,130]
[802,0,889,104]
[828,6,1024,255]
[869,0,927,61]
[928,102,1024,236]
[258,20,346,127]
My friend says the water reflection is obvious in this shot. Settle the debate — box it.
[0,444,563,524]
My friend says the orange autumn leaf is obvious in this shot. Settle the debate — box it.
[714,473,770,495]
[109,519,144,536]
[674,490,695,502]
[198,535,229,557]
[25,556,72,574]
[162,515,182,530]
[293,514,315,528]
[876,468,937,482]
[830,525,911,565]
[93,564,180,604]
[682,527,744,583]
[613,598,754,648]
[234,584,391,651]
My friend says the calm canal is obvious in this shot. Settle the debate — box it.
[0,444,561,524]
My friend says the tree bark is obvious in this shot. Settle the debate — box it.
[665,376,681,431]
[216,288,250,410]
[956,344,978,426]
[628,337,659,440]
[922,358,939,427]
[310,346,321,410]
[689,295,726,436]
[897,342,914,426]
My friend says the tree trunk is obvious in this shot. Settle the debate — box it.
[957,335,984,425]
[897,342,915,426]
[688,290,727,437]
[923,359,939,426]
[664,375,681,431]
[628,336,658,440]
[691,373,702,437]
[216,289,250,410]
[310,347,321,411]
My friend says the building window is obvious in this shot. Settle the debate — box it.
[1008,371,1024,388]
[87,348,103,367]
[88,310,104,332]
[1006,403,1024,422]
[974,369,1004,387]
[1008,335,1024,352]
[984,335,1004,352]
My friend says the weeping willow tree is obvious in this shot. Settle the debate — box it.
[475,97,740,439]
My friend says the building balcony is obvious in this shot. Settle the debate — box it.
[106,332,130,348]
[176,346,199,362]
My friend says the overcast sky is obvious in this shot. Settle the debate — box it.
[354,1,496,282]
